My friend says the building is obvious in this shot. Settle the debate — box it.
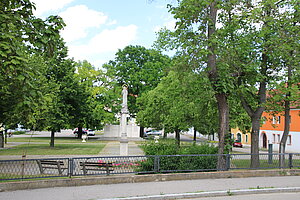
[260,108,300,152]
[231,108,300,152]
[231,128,251,145]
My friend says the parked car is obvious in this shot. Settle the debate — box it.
[144,129,162,137]
[233,141,243,148]
[87,129,95,136]
[73,128,87,135]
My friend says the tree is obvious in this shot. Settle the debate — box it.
[104,45,171,136]
[232,0,299,168]
[155,0,242,169]
[0,0,62,147]
[276,2,299,167]
[0,0,38,129]
[137,63,218,146]
[71,60,115,138]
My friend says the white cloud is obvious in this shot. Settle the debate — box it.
[154,19,177,32]
[32,0,74,16]
[68,25,138,65]
[107,20,117,26]
[59,5,108,42]
[89,25,138,52]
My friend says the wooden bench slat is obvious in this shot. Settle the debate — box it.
[37,160,67,175]
[80,161,114,175]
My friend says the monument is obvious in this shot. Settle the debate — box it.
[120,85,129,156]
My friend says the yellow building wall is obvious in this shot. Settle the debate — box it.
[231,128,251,145]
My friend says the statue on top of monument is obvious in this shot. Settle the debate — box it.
[121,84,128,111]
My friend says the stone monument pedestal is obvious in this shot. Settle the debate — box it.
[120,138,129,156]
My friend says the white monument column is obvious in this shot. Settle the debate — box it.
[120,85,129,156]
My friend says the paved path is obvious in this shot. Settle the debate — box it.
[99,141,144,156]
[1,176,300,200]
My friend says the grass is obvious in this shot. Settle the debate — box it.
[0,143,106,155]
[231,158,300,169]
[7,137,104,143]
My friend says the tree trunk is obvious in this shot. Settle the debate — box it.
[140,126,145,138]
[163,129,167,138]
[279,64,292,168]
[207,1,228,170]
[193,128,197,142]
[50,130,55,147]
[77,126,83,139]
[240,58,267,168]
[251,117,261,168]
[216,93,229,170]
[4,129,7,144]
[0,131,4,148]
[175,129,180,146]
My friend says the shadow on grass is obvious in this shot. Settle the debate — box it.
[0,143,106,155]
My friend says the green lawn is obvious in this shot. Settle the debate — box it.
[231,159,300,169]
[0,143,106,155]
[7,137,104,143]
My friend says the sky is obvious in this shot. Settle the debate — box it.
[31,0,177,68]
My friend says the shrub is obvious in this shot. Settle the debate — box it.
[138,139,218,172]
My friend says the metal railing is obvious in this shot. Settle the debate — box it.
[1,153,299,181]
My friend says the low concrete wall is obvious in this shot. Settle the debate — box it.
[103,124,140,138]
[1,169,300,192]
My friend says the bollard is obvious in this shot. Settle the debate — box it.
[82,135,87,142]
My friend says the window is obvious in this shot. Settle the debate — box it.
[287,135,292,145]
[272,116,281,124]
[273,134,276,143]
[277,134,281,143]
[237,133,242,142]
[246,135,248,143]
[262,117,267,124]
[272,117,276,124]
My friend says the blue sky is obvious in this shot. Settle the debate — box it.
[31,0,176,68]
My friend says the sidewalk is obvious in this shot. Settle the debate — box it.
[1,175,300,200]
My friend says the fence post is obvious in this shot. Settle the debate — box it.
[289,153,293,169]
[68,158,73,177]
[226,154,230,171]
[154,156,160,173]
[268,144,273,164]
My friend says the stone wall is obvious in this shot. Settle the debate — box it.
[103,124,140,138]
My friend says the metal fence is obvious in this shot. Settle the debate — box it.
[1,153,300,181]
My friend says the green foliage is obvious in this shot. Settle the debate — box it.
[138,139,218,172]
[71,60,116,130]
[104,45,171,117]
[137,66,218,136]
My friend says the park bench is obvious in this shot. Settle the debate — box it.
[36,160,67,175]
[80,161,114,175]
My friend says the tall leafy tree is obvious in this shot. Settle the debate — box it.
[137,63,218,146]
[104,45,171,136]
[71,60,115,138]
[229,0,299,167]
[155,0,242,169]
[0,0,58,148]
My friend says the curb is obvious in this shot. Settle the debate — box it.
[100,187,300,200]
